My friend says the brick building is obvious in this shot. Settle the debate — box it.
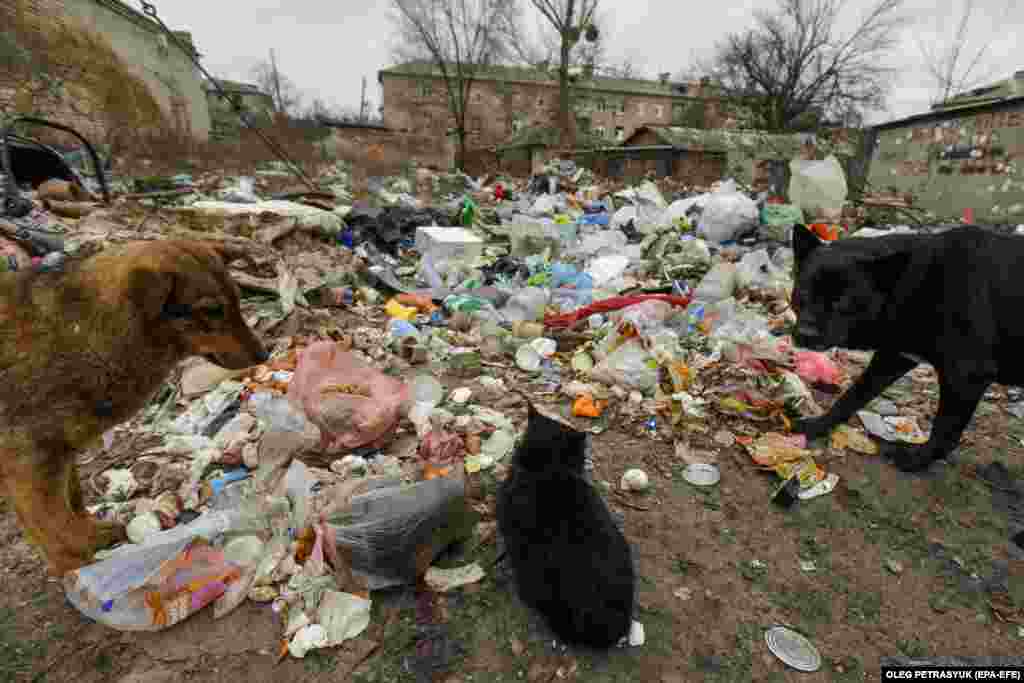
[377,62,725,154]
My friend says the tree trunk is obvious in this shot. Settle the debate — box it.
[559,39,573,148]
[456,127,467,172]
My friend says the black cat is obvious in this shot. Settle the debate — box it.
[496,403,636,649]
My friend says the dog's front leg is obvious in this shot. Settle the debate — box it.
[882,367,989,473]
[792,351,917,441]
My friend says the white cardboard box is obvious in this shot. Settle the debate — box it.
[414,226,484,263]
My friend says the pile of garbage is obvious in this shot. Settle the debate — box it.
[4,130,952,662]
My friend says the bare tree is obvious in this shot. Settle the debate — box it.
[519,0,600,147]
[389,0,519,170]
[700,0,908,132]
[250,49,302,116]
[917,0,1007,106]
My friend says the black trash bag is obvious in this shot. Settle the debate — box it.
[345,206,456,255]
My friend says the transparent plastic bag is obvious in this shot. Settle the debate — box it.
[64,520,245,631]
[697,179,759,244]
[325,471,472,590]
[788,155,848,218]
[693,262,738,303]
[500,287,549,323]
[589,339,659,391]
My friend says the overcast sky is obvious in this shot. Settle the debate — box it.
[148,0,1022,126]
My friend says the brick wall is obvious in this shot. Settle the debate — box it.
[381,73,720,152]
[326,125,453,177]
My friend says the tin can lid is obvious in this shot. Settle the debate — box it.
[765,626,821,672]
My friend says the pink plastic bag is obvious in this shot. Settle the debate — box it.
[794,351,843,386]
[288,341,412,451]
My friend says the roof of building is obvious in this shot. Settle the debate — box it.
[379,61,703,99]
[624,125,857,156]
[496,126,610,152]
[872,73,1024,130]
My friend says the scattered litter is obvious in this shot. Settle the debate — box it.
[620,469,650,492]
[764,625,822,672]
[424,562,485,592]
[857,411,928,444]
[682,463,720,487]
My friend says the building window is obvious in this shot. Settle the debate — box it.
[511,116,525,134]
[636,103,645,116]
[594,126,606,138]
[653,104,664,118]
[596,98,607,112]
[417,80,433,97]
[615,126,625,142]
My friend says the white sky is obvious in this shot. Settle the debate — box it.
[145,0,1024,126]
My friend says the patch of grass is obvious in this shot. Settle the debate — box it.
[0,607,47,683]
[782,498,842,531]
[94,651,113,674]
[769,589,833,634]
[691,622,760,682]
[846,591,881,623]
[832,656,866,682]
[304,650,337,674]
[718,527,737,545]
[896,638,928,658]
[673,556,696,576]
[352,602,418,683]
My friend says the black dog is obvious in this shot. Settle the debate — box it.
[496,403,636,648]
[789,223,1024,472]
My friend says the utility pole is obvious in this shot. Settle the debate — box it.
[359,76,368,122]
[269,48,283,114]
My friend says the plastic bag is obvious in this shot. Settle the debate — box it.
[697,179,759,244]
[287,341,412,451]
[589,339,659,391]
[611,205,637,231]
[501,287,549,323]
[667,195,709,222]
[794,351,843,386]
[676,236,712,268]
[325,471,473,590]
[788,156,848,220]
[736,249,791,296]
[587,254,631,289]
[64,517,246,631]
[693,262,738,303]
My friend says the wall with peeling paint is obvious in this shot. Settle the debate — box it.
[866,103,1024,221]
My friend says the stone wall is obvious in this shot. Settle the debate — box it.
[867,99,1024,220]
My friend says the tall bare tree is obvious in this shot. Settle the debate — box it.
[700,0,908,132]
[390,0,519,170]
[917,0,1007,106]
[251,49,301,116]
[520,0,600,147]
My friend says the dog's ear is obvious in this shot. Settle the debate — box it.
[128,266,177,322]
[792,224,822,265]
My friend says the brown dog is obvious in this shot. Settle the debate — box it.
[0,240,268,575]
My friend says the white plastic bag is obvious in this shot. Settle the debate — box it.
[587,254,631,289]
[667,195,709,221]
[788,155,848,219]
[693,262,739,303]
[736,249,791,296]
[697,179,759,244]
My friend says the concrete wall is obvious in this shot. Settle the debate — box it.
[61,0,211,140]
[380,73,720,154]
[867,101,1024,221]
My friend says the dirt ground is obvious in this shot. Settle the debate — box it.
[1,354,1022,683]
